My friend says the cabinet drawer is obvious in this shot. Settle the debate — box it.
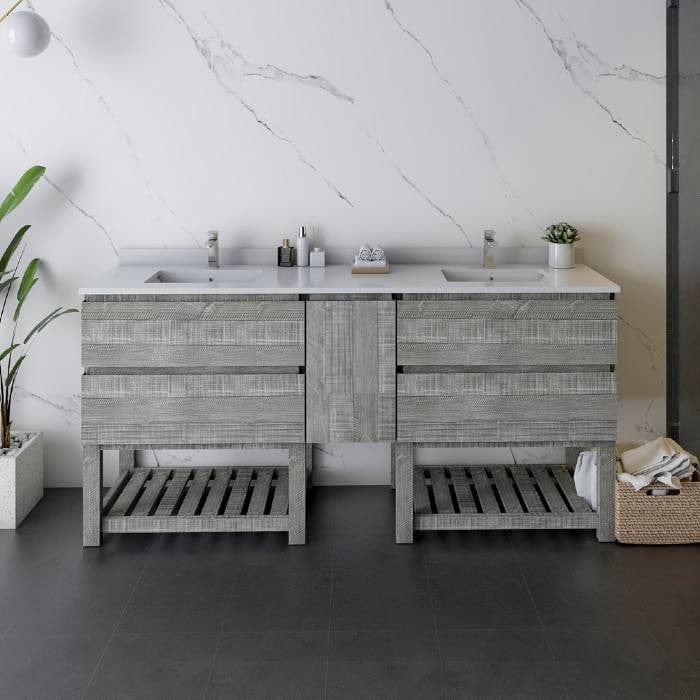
[81,301,305,368]
[397,300,616,366]
[81,373,305,445]
[397,371,617,443]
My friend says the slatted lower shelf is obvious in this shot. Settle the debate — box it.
[414,464,597,530]
[102,466,290,533]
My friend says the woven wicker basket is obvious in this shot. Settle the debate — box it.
[615,442,700,545]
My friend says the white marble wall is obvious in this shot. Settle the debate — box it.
[0,0,665,486]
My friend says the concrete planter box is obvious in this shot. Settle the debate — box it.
[0,432,43,528]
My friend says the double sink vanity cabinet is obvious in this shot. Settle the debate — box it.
[80,261,619,547]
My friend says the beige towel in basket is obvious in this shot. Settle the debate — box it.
[618,437,697,491]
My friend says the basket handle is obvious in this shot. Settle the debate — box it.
[644,487,681,497]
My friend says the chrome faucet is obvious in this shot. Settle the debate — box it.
[206,230,219,269]
[483,230,497,268]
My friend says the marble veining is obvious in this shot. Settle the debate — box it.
[0,0,665,485]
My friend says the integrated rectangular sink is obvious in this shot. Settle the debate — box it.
[146,268,264,284]
[441,267,549,284]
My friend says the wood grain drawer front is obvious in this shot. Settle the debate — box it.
[81,373,305,445]
[397,371,617,443]
[306,300,396,442]
[397,299,617,366]
[81,301,305,368]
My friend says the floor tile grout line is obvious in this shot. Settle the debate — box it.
[323,539,336,700]
[422,543,448,700]
[201,567,242,700]
[507,533,572,700]
[647,625,691,699]
[80,538,156,700]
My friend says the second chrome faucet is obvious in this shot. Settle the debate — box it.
[207,230,219,269]
[483,230,497,268]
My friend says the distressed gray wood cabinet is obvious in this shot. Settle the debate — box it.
[81,289,618,548]
[306,299,395,442]
[81,296,309,547]
[393,293,617,543]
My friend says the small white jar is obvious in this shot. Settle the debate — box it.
[548,243,575,269]
[309,247,325,267]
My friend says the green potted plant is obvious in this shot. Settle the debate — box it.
[0,165,77,528]
[542,221,579,269]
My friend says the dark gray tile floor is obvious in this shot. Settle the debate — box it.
[0,487,698,699]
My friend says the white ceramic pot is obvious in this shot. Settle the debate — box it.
[548,242,575,269]
[0,432,43,528]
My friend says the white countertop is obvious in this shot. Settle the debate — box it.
[80,263,620,295]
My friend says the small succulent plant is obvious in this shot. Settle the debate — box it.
[542,222,580,244]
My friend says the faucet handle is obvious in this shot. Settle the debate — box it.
[484,229,496,242]
[207,230,219,242]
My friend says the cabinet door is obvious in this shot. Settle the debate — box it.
[306,301,395,442]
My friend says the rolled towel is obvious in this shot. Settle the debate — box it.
[358,244,373,261]
[371,245,386,262]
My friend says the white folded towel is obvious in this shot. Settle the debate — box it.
[358,244,373,261]
[574,451,598,511]
[618,437,697,491]
[371,245,386,262]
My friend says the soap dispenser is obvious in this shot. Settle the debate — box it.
[277,238,296,267]
[297,225,310,267]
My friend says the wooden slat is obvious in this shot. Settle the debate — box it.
[224,468,253,516]
[102,470,131,514]
[413,469,431,515]
[178,469,211,515]
[552,465,592,513]
[398,395,617,423]
[108,468,150,517]
[82,374,305,399]
[82,300,305,321]
[471,467,500,514]
[397,372,616,397]
[82,421,306,446]
[154,469,191,516]
[491,466,523,513]
[511,469,546,514]
[429,469,454,514]
[414,512,598,531]
[247,468,274,515]
[396,420,617,444]
[397,300,616,320]
[82,397,304,424]
[531,466,570,513]
[131,470,171,517]
[270,470,289,515]
[82,344,304,368]
[200,468,232,516]
[397,343,616,367]
[102,515,290,534]
[449,467,478,514]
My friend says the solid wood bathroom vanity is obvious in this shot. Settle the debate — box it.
[80,258,618,546]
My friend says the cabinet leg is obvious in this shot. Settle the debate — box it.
[305,443,313,488]
[596,442,615,542]
[390,443,396,490]
[118,448,135,474]
[288,444,307,545]
[83,444,103,547]
[395,443,414,544]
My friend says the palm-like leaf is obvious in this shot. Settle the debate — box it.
[0,225,30,275]
[5,355,25,389]
[13,258,40,322]
[24,307,78,344]
[0,166,45,224]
